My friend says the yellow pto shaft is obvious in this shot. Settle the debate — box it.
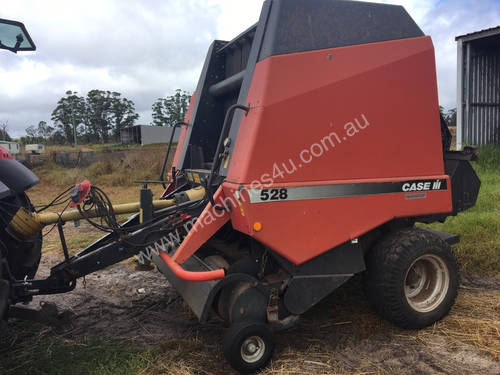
[6,186,205,240]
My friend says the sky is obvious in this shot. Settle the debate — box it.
[1,0,499,137]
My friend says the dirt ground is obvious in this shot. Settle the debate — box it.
[2,220,498,375]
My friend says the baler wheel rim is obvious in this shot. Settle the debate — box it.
[223,321,274,373]
[404,254,450,313]
[240,335,266,363]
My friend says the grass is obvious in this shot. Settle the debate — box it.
[1,284,498,375]
[0,332,226,375]
[27,145,172,256]
[41,230,104,255]
[41,143,169,154]
[415,286,500,359]
[423,146,500,275]
[0,335,158,375]
[31,145,173,187]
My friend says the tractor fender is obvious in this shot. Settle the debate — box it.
[0,159,39,199]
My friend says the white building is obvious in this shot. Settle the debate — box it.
[0,141,20,155]
[25,144,45,154]
[120,125,181,146]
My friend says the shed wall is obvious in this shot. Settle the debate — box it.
[458,37,500,147]
[138,126,180,146]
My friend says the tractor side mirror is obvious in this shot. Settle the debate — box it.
[0,18,36,53]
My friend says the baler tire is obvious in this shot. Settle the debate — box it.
[363,227,459,329]
[223,321,274,374]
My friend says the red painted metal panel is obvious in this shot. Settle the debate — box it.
[223,175,452,265]
[172,186,230,264]
[227,37,443,185]
[0,146,13,160]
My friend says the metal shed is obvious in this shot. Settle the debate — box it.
[456,26,500,149]
[120,125,180,146]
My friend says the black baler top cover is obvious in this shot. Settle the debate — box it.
[259,0,424,60]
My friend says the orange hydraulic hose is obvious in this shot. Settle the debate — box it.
[159,251,225,281]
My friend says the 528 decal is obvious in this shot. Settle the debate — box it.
[260,188,288,201]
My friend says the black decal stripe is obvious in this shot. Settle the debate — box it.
[248,179,447,203]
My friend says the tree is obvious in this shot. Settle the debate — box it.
[51,91,86,144]
[85,90,114,143]
[48,130,66,145]
[0,121,10,141]
[50,90,139,144]
[23,121,54,145]
[439,105,446,119]
[36,121,54,142]
[110,93,139,140]
[152,89,191,127]
[85,90,140,143]
[25,125,37,143]
[446,108,457,127]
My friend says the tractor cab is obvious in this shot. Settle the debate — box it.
[0,18,36,53]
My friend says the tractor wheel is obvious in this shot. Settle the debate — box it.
[0,194,42,280]
[363,227,459,329]
[0,238,13,322]
[223,321,274,374]
[0,255,9,321]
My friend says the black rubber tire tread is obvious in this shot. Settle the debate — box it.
[0,262,9,321]
[223,321,274,374]
[363,227,459,329]
[0,194,41,280]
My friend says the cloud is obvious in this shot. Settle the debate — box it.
[1,0,223,136]
[0,0,498,137]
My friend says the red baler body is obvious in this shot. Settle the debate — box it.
[170,35,453,265]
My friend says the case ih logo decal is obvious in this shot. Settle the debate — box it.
[248,179,447,203]
[401,179,446,192]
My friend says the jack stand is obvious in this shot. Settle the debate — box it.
[135,182,154,271]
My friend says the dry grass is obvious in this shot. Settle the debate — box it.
[415,286,500,359]
[42,143,167,153]
[137,339,224,375]
[26,156,168,258]
[2,262,498,374]
[31,146,171,187]
[123,284,500,375]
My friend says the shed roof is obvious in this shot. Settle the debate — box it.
[456,26,500,42]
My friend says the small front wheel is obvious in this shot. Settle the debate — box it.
[223,321,274,374]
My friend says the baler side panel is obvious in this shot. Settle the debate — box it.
[227,36,444,184]
[223,178,452,265]
[220,0,427,174]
